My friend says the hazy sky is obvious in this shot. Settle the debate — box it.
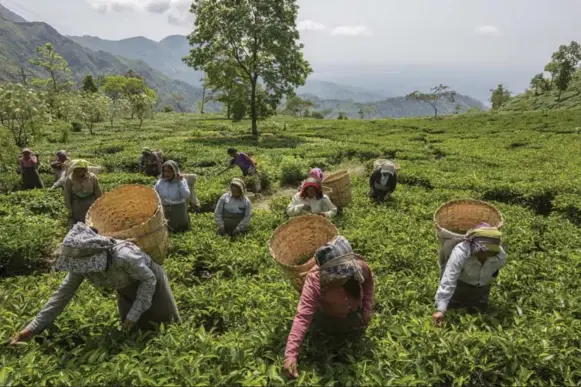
[3,0,581,99]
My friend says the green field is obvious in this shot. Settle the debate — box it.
[1,110,581,386]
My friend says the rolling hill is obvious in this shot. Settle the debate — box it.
[0,5,211,112]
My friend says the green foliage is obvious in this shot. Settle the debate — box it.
[81,75,98,93]
[163,105,174,113]
[184,0,313,135]
[406,84,457,119]
[232,100,247,122]
[70,121,83,132]
[489,84,512,110]
[0,83,48,147]
[284,96,313,117]
[75,92,112,135]
[2,110,581,385]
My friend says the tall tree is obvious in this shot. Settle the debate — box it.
[530,73,548,95]
[204,59,246,119]
[184,0,312,136]
[489,84,512,110]
[29,43,73,117]
[285,95,313,117]
[0,84,48,147]
[406,84,456,118]
[82,75,98,93]
[548,41,581,100]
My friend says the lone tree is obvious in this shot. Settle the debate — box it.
[546,41,581,100]
[489,84,511,110]
[406,84,456,119]
[184,0,312,136]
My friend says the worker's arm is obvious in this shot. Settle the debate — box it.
[93,175,103,199]
[286,194,307,217]
[25,273,85,334]
[284,271,321,364]
[214,194,226,230]
[120,246,157,323]
[435,243,470,313]
[178,178,191,201]
[369,170,380,188]
[321,196,337,218]
[63,179,73,217]
[360,262,374,325]
[234,198,252,233]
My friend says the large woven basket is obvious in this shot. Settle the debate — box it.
[434,199,504,237]
[322,170,352,208]
[269,215,339,292]
[86,184,169,265]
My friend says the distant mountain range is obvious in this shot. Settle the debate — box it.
[1,3,486,117]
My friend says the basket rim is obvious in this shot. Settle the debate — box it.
[433,199,504,232]
[322,170,350,184]
[86,184,163,235]
[268,214,338,267]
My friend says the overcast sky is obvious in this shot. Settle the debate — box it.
[3,0,581,100]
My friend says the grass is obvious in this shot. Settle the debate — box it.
[1,110,581,385]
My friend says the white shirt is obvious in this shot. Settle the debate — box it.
[154,178,191,205]
[435,241,506,312]
[286,193,337,218]
[214,193,252,231]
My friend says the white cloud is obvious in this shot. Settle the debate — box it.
[474,25,500,36]
[297,20,326,32]
[330,25,373,37]
[86,0,189,14]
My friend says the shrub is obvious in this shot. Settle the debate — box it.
[71,121,83,132]
[280,157,308,185]
[232,100,246,122]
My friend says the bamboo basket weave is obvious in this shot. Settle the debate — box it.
[322,170,352,208]
[86,184,169,265]
[269,215,338,292]
[434,199,504,237]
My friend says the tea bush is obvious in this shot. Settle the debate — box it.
[2,110,581,385]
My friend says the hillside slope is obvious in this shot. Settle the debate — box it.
[502,71,581,112]
[304,93,486,118]
[0,8,209,112]
[70,34,390,103]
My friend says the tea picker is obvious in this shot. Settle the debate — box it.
[10,223,180,344]
[214,178,252,237]
[368,159,399,202]
[269,216,375,379]
[432,200,506,326]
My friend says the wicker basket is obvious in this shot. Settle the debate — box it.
[322,170,352,208]
[269,215,339,292]
[373,159,401,171]
[86,184,170,265]
[434,199,504,237]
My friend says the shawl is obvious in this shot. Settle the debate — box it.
[315,236,364,288]
[465,222,502,254]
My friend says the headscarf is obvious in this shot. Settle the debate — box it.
[230,178,246,195]
[464,223,502,254]
[142,147,152,154]
[56,150,69,159]
[308,168,323,181]
[54,223,116,274]
[67,159,91,177]
[315,236,365,288]
[300,177,323,199]
[162,160,180,181]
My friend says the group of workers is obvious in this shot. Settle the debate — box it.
[11,147,506,380]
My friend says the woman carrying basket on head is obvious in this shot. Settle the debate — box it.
[214,178,252,236]
[286,178,337,219]
[10,223,181,345]
[64,159,103,225]
[154,160,191,232]
[283,236,374,379]
[432,223,506,326]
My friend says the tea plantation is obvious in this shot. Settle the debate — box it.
[1,110,581,386]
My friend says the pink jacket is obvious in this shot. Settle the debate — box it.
[20,155,38,169]
[284,261,374,362]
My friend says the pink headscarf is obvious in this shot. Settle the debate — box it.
[308,168,323,181]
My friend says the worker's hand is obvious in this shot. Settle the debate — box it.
[432,311,445,327]
[283,358,299,379]
[122,319,135,330]
[10,328,33,345]
[383,193,391,201]
[302,204,311,211]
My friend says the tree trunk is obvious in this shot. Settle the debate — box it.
[433,108,438,119]
[200,86,206,114]
[226,99,231,119]
[250,79,258,137]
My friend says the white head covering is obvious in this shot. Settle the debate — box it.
[380,161,396,175]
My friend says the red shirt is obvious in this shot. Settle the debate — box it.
[284,261,374,362]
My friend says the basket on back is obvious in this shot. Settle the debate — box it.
[322,170,351,208]
[269,215,338,292]
[86,184,169,265]
[434,199,503,263]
